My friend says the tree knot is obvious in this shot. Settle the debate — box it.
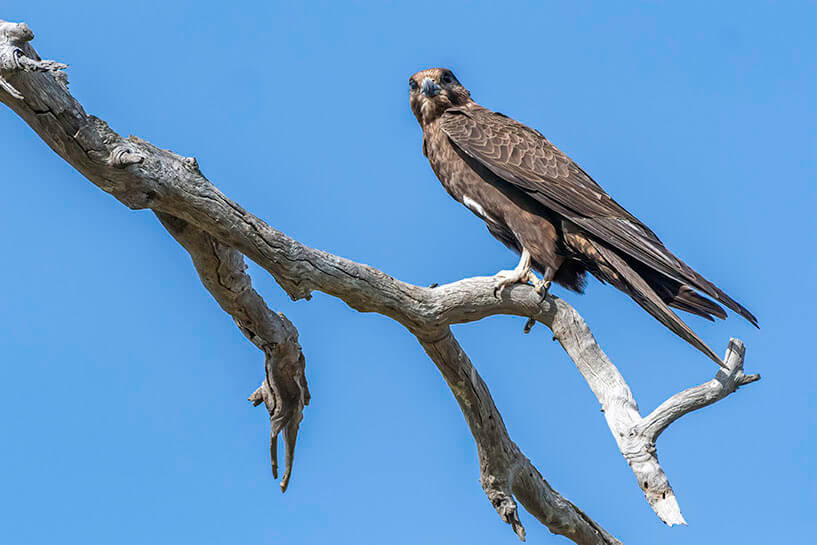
[109,144,144,168]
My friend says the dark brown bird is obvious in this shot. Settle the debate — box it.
[409,67,757,366]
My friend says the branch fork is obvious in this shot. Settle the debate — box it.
[0,20,760,544]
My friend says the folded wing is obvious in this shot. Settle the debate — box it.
[440,106,757,328]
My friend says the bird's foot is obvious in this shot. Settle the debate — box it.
[532,278,552,302]
[493,267,538,298]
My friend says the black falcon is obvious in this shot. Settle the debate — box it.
[409,67,757,365]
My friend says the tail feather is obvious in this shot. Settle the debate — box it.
[678,265,758,327]
[639,266,728,321]
[588,240,725,367]
[667,285,727,321]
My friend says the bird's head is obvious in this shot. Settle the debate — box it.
[409,68,471,127]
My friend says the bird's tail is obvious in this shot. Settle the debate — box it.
[587,239,725,366]
[636,265,728,322]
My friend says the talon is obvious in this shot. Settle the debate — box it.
[492,248,534,298]
[538,280,552,301]
[493,271,524,298]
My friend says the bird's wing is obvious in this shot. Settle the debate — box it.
[440,106,757,326]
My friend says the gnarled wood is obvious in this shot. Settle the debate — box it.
[156,212,309,493]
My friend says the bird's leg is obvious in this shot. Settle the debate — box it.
[493,248,535,297]
[533,266,554,300]
[521,267,555,333]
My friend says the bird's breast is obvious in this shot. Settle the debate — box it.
[424,127,473,201]
[423,125,505,226]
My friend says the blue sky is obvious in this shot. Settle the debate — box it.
[1,1,814,544]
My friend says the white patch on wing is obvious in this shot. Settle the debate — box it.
[463,195,496,223]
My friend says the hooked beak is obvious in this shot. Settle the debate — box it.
[421,77,441,97]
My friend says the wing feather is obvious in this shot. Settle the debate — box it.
[440,106,757,326]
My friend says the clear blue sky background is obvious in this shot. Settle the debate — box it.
[1,2,814,544]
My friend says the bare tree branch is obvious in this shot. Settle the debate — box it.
[421,332,621,545]
[0,20,760,543]
[155,212,309,493]
[549,303,758,525]
[639,339,759,441]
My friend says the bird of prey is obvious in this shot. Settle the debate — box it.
[408,67,757,365]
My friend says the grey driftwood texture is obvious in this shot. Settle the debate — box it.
[0,20,759,544]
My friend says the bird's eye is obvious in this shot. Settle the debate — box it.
[442,72,453,84]
[409,79,419,91]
